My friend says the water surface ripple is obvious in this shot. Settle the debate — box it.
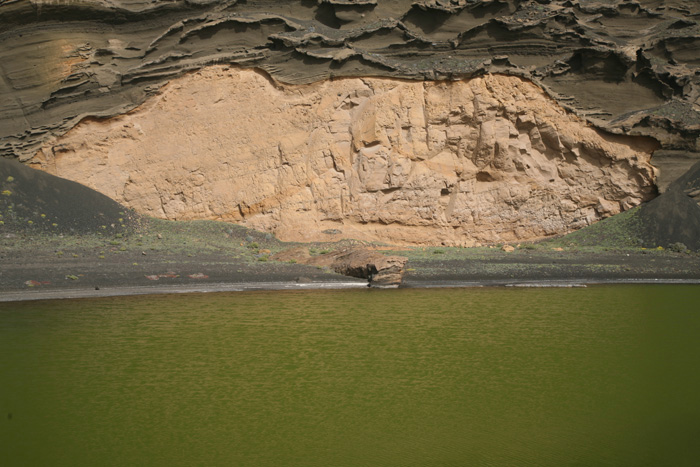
[2,285,699,466]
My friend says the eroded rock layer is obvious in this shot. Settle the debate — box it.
[1,0,699,163]
[30,67,656,245]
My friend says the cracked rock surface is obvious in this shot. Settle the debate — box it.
[29,67,655,246]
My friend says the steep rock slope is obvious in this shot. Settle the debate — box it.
[0,157,132,235]
[638,160,700,250]
[30,67,655,245]
[0,0,698,164]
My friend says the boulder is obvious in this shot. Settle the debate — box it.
[273,247,408,287]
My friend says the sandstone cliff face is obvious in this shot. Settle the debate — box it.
[30,67,656,246]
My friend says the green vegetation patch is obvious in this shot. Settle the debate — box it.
[542,207,644,250]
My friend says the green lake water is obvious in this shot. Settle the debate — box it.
[2,285,700,466]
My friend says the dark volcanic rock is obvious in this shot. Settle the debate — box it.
[638,159,700,250]
[650,149,700,193]
[0,157,134,234]
[0,0,699,163]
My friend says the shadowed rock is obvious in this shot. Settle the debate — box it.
[273,247,407,287]
[639,160,700,250]
[0,157,133,234]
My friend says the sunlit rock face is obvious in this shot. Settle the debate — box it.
[30,67,656,246]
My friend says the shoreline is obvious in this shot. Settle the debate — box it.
[3,277,700,303]
[0,280,369,303]
[3,210,700,304]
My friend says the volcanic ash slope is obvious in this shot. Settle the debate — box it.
[30,67,657,246]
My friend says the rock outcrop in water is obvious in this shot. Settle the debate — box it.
[28,67,655,245]
[273,246,408,287]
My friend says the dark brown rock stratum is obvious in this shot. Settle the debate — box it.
[1,0,699,165]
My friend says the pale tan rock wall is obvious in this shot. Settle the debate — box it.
[30,66,657,246]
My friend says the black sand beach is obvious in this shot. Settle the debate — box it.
[2,158,700,302]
